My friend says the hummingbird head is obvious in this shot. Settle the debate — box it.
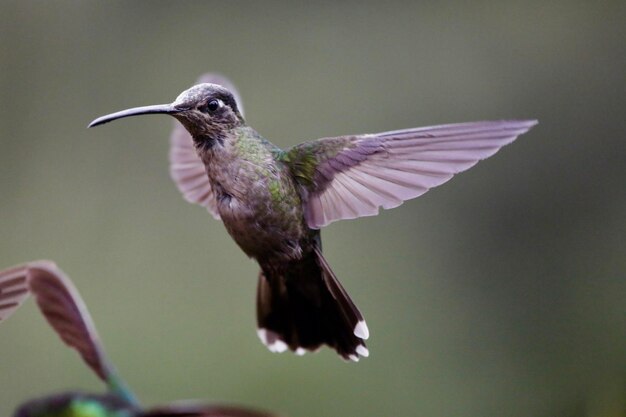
[88,83,245,146]
[170,83,244,142]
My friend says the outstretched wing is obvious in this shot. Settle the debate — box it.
[25,262,138,405]
[0,263,32,322]
[284,120,538,229]
[169,73,246,219]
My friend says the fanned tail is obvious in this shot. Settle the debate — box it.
[256,249,369,361]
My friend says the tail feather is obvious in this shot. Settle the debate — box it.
[314,247,369,341]
[256,249,368,361]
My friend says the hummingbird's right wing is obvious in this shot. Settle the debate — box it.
[284,120,538,229]
[0,263,31,322]
[24,261,138,405]
[169,73,245,219]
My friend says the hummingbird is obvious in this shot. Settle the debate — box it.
[89,74,537,361]
[0,261,279,417]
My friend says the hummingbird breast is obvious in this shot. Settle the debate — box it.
[201,130,311,262]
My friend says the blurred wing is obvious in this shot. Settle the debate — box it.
[26,262,138,405]
[26,262,112,380]
[285,120,538,229]
[0,263,31,322]
[169,73,245,219]
[143,402,280,417]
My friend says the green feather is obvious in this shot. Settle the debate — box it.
[281,137,353,187]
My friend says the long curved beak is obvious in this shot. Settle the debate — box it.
[88,104,177,128]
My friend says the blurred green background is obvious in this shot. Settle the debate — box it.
[1,2,624,416]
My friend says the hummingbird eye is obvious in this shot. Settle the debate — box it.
[206,99,223,113]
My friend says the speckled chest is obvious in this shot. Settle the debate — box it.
[200,130,310,260]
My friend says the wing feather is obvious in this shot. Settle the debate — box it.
[25,263,112,382]
[0,261,137,404]
[25,262,137,404]
[0,263,31,322]
[285,120,538,228]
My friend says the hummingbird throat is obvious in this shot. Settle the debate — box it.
[193,133,223,150]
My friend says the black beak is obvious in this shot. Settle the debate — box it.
[88,104,177,128]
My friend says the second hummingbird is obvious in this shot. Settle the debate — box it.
[89,74,537,361]
[0,260,277,417]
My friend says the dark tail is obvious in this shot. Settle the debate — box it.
[256,247,369,361]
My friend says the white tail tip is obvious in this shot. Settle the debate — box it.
[257,328,288,353]
[353,320,370,340]
[356,344,369,358]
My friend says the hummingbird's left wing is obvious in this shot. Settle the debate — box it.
[0,263,31,322]
[284,120,538,229]
[25,262,138,405]
[169,73,245,219]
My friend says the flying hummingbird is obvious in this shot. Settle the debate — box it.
[89,74,537,361]
[0,261,278,417]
